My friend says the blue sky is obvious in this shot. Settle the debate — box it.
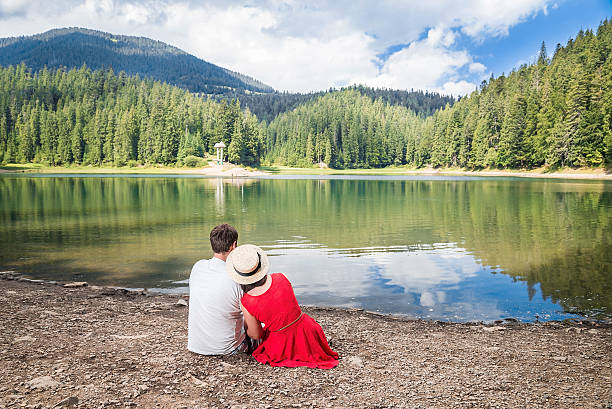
[0,0,610,95]
[471,0,611,79]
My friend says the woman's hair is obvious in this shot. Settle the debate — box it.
[241,275,267,293]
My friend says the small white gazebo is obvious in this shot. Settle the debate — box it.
[214,141,226,165]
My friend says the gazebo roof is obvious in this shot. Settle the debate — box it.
[214,142,226,148]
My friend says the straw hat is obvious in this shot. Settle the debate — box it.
[226,244,269,285]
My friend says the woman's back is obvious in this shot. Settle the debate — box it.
[242,273,301,331]
[242,273,338,369]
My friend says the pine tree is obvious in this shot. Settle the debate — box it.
[498,95,527,168]
[538,41,548,65]
[563,66,590,166]
[227,114,243,164]
[305,133,314,165]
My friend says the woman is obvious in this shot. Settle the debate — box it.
[226,244,338,369]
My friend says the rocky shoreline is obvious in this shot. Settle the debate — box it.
[1,272,611,409]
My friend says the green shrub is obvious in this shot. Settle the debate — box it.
[183,155,206,168]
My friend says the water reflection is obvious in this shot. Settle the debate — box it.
[0,174,610,321]
[269,246,564,321]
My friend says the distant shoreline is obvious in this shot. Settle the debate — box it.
[263,166,612,180]
[1,163,611,180]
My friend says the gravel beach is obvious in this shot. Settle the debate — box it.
[1,274,610,409]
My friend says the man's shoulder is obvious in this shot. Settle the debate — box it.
[191,258,210,271]
[190,258,239,288]
[191,257,228,274]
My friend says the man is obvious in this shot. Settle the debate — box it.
[187,223,246,355]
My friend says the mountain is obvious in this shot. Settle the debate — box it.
[0,27,274,94]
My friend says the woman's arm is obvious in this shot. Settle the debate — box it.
[241,303,264,340]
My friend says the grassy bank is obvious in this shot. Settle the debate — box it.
[2,163,611,179]
[0,163,206,174]
[0,163,262,175]
[261,165,612,179]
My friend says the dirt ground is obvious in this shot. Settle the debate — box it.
[1,273,611,409]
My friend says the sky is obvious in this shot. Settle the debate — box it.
[0,0,610,95]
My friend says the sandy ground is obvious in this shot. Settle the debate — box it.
[180,163,267,177]
[2,164,611,179]
[1,273,611,409]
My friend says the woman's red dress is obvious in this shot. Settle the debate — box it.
[241,273,339,369]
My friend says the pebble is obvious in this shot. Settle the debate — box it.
[346,356,364,368]
[176,299,188,307]
[64,282,88,288]
[53,396,78,408]
[14,335,36,343]
[483,326,505,332]
[27,376,61,389]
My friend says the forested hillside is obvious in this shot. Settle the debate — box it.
[267,20,612,169]
[225,86,455,123]
[0,28,273,94]
[0,65,263,167]
[265,89,421,167]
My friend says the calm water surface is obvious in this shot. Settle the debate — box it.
[1,174,610,322]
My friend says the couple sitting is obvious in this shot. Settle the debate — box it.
[187,224,338,369]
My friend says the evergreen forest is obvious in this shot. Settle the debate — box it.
[0,21,610,170]
[0,65,264,167]
[222,86,455,124]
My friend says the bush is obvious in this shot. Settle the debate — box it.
[127,160,139,168]
[183,155,206,168]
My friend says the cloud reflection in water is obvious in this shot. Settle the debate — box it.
[264,242,571,322]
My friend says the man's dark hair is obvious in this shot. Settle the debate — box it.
[210,224,238,253]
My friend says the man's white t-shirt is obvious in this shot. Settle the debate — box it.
[187,257,245,355]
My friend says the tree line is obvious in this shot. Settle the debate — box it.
[219,85,455,124]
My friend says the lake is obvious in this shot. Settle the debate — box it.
[1,174,610,322]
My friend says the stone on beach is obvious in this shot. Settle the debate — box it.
[27,376,61,389]
[346,356,364,368]
[13,335,36,343]
[54,396,79,408]
[64,282,88,288]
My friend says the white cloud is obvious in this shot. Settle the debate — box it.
[0,0,555,93]
[439,80,478,96]
[469,62,486,73]
[355,27,478,96]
